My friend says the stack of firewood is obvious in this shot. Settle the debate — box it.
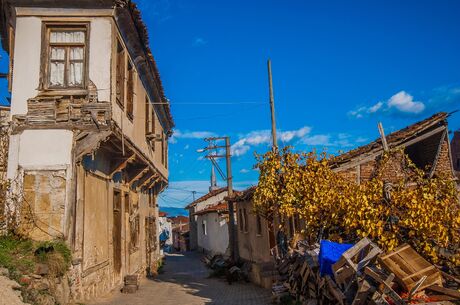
[272,238,460,305]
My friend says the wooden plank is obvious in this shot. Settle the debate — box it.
[352,279,374,305]
[426,285,460,299]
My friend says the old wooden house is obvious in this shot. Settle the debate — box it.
[0,0,173,301]
[331,112,455,182]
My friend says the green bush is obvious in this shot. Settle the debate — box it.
[0,235,71,277]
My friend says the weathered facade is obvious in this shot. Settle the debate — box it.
[186,188,229,250]
[194,201,230,255]
[170,215,189,252]
[231,186,276,289]
[0,0,173,301]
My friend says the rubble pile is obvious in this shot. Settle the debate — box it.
[202,253,251,284]
[272,238,460,305]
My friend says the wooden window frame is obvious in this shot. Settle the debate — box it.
[145,96,151,136]
[238,208,244,232]
[256,214,262,236]
[243,208,248,233]
[126,62,134,120]
[202,220,207,235]
[115,39,125,109]
[40,22,89,90]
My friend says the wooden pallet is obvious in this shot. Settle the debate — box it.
[378,243,442,291]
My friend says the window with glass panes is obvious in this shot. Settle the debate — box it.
[46,26,87,88]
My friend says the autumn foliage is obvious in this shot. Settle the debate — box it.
[253,147,460,266]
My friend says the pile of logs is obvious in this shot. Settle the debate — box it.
[272,238,460,305]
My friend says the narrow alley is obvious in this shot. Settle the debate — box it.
[89,252,272,305]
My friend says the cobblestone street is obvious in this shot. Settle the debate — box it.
[89,252,272,305]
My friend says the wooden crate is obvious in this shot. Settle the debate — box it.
[332,237,382,287]
[378,243,442,291]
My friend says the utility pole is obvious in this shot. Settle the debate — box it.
[268,59,278,150]
[198,136,237,260]
[192,191,196,202]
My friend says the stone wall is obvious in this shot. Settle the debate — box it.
[21,170,67,240]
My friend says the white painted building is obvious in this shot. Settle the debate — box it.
[195,201,230,255]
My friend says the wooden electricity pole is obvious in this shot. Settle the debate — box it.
[200,137,237,260]
[268,59,278,150]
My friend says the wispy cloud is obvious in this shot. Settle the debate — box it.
[230,126,346,156]
[193,37,207,47]
[239,168,250,174]
[231,127,312,156]
[170,129,217,143]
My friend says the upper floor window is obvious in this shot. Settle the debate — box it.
[126,62,134,119]
[116,40,125,108]
[45,25,87,89]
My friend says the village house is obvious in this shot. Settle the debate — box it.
[194,200,231,255]
[331,112,455,182]
[0,0,173,301]
[230,186,277,289]
[186,167,227,250]
[169,215,189,252]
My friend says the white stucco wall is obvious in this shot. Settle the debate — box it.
[10,15,112,117]
[197,212,229,255]
[194,191,228,213]
[88,18,111,102]
[18,130,73,168]
[10,17,41,116]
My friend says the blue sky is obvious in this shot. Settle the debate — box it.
[1,0,459,209]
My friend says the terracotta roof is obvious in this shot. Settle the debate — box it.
[331,112,449,167]
[193,201,229,216]
[159,211,167,217]
[185,187,228,209]
[228,186,256,202]
[169,216,189,224]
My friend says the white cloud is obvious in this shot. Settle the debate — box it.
[387,91,425,113]
[368,101,383,113]
[301,135,331,146]
[280,126,311,142]
[231,126,312,156]
[239,168,250,174]
[193,37,207,46]
[349,90,426,118]
[170,129,217,143]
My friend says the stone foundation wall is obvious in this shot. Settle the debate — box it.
[20,170,67,240]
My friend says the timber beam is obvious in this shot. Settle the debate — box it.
[146,176,161,190]
[110,154,136,177]
[139,173,159,189]
[128,166,149,186]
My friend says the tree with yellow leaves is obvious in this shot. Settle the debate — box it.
[253,147,460,266]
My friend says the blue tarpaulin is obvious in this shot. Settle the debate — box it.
[318,240,353,277]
